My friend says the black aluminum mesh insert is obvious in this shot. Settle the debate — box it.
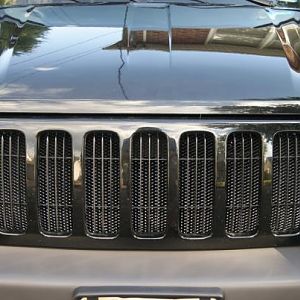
[226,132,261,237]
[271,132,300,236]
[38,131,72,236]
[179,131,215,238]
[0,130,27,234]
[84,131,120,238]
[131,130,168,238]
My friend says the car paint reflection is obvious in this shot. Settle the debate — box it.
[0,3,300,114]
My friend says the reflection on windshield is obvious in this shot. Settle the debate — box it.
[0,0,299,8]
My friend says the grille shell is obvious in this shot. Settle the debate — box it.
[131,130,168,239]
[179,131,215,239]
[84,131,120,238]
[0,130,27,235]
[0,118,300,250]
[225,132,262,237]
[37,130,73,236]
[271,131,300,236]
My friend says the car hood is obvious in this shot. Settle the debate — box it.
[0,3,300,114]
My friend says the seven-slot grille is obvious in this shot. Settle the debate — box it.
[179,132,215,239]
[226,132,262,237]
[84,131,120,238]
[0,130,27,234]
[131,130,168,238]
[1,126,300,243]
[38,131,73,236]
[271,132,300,236]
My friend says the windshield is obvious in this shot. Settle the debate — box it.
[0,0,299,8]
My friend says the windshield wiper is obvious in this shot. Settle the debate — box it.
[131,0,277,7]
[73,0,129,2]
[0,0,133,9]
[67,0,130,3]
[248,0,277,7]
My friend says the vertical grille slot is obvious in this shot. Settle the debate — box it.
[0,130,27,234]
[131,130,168,238]
[179,131,215,239]
[84,131,120,238]
[271,132,300,236]
[226,132,261,237]
[38,131,72,236]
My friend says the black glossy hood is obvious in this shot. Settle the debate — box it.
[0,3,300,114]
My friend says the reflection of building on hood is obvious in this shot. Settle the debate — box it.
[107,27,284,54]
[105,26,300,73]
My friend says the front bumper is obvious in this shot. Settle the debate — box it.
[0,246,300,300]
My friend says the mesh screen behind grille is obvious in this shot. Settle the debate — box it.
[226,132,261,237]
[38,131,72,236]
[179,131,215,238]
[131,130,168,238]
[271,132,300,236]
[0,130,27,234]
[84,131,120,238]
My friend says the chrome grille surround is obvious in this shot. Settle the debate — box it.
[271,131,300,236]
[130,129,168,239]
[0,118,299,250]
[84,131,120,238]
[179,131,215,239]
[225,131,262,237]
[37,130,73,236]
[0,130,27,235]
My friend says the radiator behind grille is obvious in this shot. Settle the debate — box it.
[226,132,262,237]
[271,132,300,236]
[0,130,27,234]
[84,131,120,238]
[179,131,215,239]
[38,131,73,236]
[131,130,168,238]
